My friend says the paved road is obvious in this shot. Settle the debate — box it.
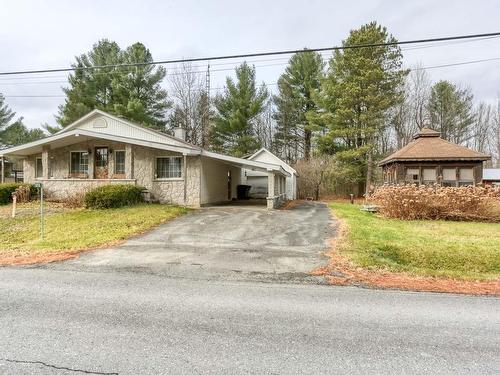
[42,202,334,284]
[0,268,499,374]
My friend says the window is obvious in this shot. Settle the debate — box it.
[422,168,437,184]
[70,151,89,176]
[405,168,419,183]
[35,158,43,178]
[442,168,457,187]
[156,157,182,179]
[458,168,474,186]
[114,150,126,175]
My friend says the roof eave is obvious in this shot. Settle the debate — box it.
[379,156,491,166]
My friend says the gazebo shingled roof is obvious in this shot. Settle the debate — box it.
[379,127,491,166]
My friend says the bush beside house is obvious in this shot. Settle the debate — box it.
[84,184,144,209]
[0,183,35,205]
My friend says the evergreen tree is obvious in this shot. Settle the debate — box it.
[211,62,268,156]
[57,40,170,130]
[1,119,45,146]
[428,80,475,144]
[273,50,324,161]
[0,94,15,133]
[312,22,407,195]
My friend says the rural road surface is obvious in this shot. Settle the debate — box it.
[0,267,498,374]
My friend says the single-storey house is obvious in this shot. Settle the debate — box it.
[0,110,291,209]
[483,168,500,187]
[379,127,491,186]
[241,148,298,200]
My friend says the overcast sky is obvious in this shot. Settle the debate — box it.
[1,0,500,129]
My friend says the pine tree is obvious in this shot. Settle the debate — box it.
[0,94,15,133]
[211,62,268,157]
[312,22,407,195]
[57,40,170,130]
[428,80,475,144]
[1,119,45,146]
[273,50,324,161]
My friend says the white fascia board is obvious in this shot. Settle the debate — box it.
[202,150,290,177]
[0,131,79,156]
[1,129,200,157]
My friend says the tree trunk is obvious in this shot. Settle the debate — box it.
[304,129,311,161]
[365,148,373,197]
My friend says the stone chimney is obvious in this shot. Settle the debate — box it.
[173,127,186,141]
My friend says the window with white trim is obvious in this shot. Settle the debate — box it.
[35,157,43,178]
[114,150,126,175]
[156,157,182,179]
[70,151,89,176]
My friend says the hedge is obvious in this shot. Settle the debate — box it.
[0,183,36,205]
[84,184,144,209]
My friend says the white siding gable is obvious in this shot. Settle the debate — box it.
[249,149,296,175]
[60,110,193,149]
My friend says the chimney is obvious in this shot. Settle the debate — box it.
[173,127,186,141]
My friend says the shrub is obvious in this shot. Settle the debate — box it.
[84,184,144,209]
[370,185,500,222]
[62,191,88,208]
[0,183,35,205]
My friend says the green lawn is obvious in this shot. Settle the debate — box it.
[330,202,500,281]
[0,204,188,257]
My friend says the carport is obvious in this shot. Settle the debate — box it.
[201,151,290,209]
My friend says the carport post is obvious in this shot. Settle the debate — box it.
[266,170,275,209]
[183,153,187,205]
[0,156,4,184]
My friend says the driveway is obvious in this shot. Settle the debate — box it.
[43,201,334,283]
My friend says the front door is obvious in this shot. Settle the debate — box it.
[94,147,109,179]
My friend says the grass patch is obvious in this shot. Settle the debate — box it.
[330,202,500,281]
[0,204,188,258]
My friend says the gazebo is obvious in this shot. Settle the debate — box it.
[379,128,490,186]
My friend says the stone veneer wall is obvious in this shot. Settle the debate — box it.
[132,146,201,206]
[23,141,202,207]
[41,179,136,199]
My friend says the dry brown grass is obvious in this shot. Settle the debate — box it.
[370,185,500,222]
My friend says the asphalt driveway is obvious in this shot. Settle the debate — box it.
[44,201,334,283]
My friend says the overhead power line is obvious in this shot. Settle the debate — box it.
[1,32,500,76]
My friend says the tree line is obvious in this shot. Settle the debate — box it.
[1,22,500,196]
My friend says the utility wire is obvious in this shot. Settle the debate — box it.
[1,35,499,83]
[1,32,500,76]
[4,54,500,99]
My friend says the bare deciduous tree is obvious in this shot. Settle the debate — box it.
[168,63,208,145]
[391,65,431,149]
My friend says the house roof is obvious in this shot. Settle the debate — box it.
[246,148,298,175]
[379,127,491,166]
[483,168,500,181]
[0,110,289,177]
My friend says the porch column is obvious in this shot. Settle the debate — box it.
[267,171,275,209]
[1,157,4,184]
[183,153,187,204]
[125,144,133,179]
[42,146,49,179]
